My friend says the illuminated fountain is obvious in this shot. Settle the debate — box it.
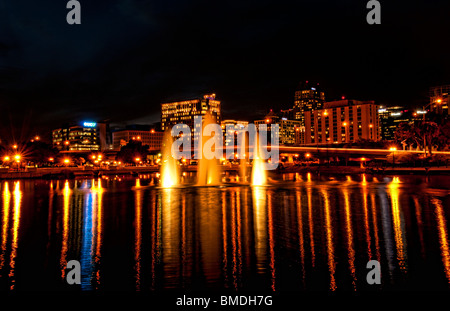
[161,130,179,188]
[159,113,270,188]
[197,112,222,186]
[239,157,247,183]
[251,131,267,186]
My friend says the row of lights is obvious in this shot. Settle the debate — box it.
[3,155,21,163]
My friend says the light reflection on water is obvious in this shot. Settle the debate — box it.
[0,174,449,291]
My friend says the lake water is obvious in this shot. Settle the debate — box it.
[0,173,449,292]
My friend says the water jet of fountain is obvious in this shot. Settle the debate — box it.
[251,131,267,186]
[197,112,222,186]
[160,130,179,188]
[239,132,249,183]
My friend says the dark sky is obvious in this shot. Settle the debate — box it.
[0,0,449,142]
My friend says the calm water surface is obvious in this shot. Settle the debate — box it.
[0,173,449,292]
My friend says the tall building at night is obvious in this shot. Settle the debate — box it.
[429,85,449,115]
[220,119,249,147]
[379,106,409,141]
[161,93,221,131]
[255,110,302,145]
[52,121,111,152]
[303,99,380,144]
[293,81,325,126]
[378,106,423,141]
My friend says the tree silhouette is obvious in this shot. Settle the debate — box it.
[116,140,149,164]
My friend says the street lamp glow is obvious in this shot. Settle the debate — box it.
[3,156,10,162]
[343,122,347,126]
[13,144,18,149]
[14,155,21,162]
[437,98,442,104]
[64,158,70,164]
[389,147,397,151]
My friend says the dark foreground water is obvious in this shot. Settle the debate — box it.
[0,173,449,292]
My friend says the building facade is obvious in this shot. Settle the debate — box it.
[293,81,325,126]
[53,122,100,152]
[52,121,112,152]
[429,85,449,115]
[220,119,249,147]
[255,111,302,146]
[112,125,163,151]
[161,93,221,131]
[303,100,380,144]
[379,106,410,141]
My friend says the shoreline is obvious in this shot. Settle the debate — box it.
[1,165,449,180]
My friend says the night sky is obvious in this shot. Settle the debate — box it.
[0,0,449,143]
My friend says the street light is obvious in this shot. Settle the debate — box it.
[342,122,348,143]
[360,157,366,168]
[423,98,443,121]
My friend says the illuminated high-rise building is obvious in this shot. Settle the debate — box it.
[52,121,112,152]
[303,99,380,144]
[254,110,302,146]
[161,93,221,131]
[220,120,249,147]
[293,81,325,126]
[429,85,449,115]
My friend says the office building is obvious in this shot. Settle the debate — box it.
[429,85,449,115]
[220,119,249,147]
[293,81,325,126]
[303,99,380,144]
[161,93,221,131]
[378,106,424,141]
[379,106,409,141]
[255,110,302,145]
[112,125,163,151]
[52,121,108,152]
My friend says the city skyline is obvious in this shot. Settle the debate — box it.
[1,0,450,142]
[0,81,447,144]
